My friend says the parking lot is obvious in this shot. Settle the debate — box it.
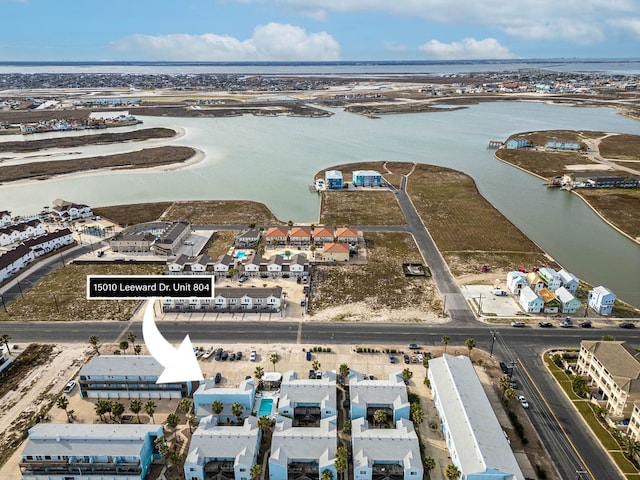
[460,284,522,317]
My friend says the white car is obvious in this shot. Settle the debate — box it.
[250,351,257,362]
[63,380,76,394]
[518,395,529,409]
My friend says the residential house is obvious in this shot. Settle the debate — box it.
[288,254,309,277]
[269,415,337,480]
[0,210,11,227]
[538,288,561,314]
[322,243,350,262]
[506,137,529,149]
[589,285,616,316]
[20,424,163,480]
[0,244,35,282]
[558,268,579,294]
[214,254,236,277]
[24,228,74,256]
[351,418,423,480]
[234,228,262,248]
[277,370,337,420]
[506,271,528,295]
[163,287,283,313]
[265,226,289,247]
[352,170,382,187]
[243,254,265,277]
[312,226,334,246]
[577,340,640,417]
[585,176,640,188]
[628,403,640,442]
[191,254,214,274]
[349,372,410,424]
[556,286,581,314]
[538,267,562,292]
[325,170,343,189]
[289,226,312,248]
[0,219,46,246]
[110,231,156,253]
[184,415,261,480]
[335,227,359,244]
[525,272,545,292]
[545,141,581,151]
[78,355,193,399]
[193,377,255,421]
[267,254,284,276]
[151,221,191,256]
[167,254,194,273]
[428,354,524,480]
[518,286,544,313]
[51,198,93,220]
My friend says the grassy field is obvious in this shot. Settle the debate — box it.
[162,200,281,225]
[320,190,406,226]
[205,230,241,258]
[0,128,177,153]
[0,146,195,183]
[314,161,415,183]
[0,264,162,321]
[599,134,640,160]
[576,189,640,241]
[311,231,440,314]
[93,202,174,226]
[496,148,595,178]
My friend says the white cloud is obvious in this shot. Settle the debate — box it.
[110,23,340,61]
[384,41,407,52]
[419,38,516,60]
[246,0,640,44]
[608,18,640,38]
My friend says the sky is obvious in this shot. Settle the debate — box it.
[1,0,639,62]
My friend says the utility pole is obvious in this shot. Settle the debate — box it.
[509,360,517,380]
[575,469,587,480]
[477,294,484,315]
[0,294,8,314]
[489,330,498,357]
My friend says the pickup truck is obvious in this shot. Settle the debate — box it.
[560,318,573,328]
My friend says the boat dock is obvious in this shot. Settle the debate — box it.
[487,140,503,149]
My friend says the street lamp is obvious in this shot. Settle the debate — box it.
[575,469,587,479]
[489,330,498,357]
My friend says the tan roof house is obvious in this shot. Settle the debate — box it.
[288,226,312,247]
[265,226,289,246]
[313,226,335,245]
[335,227,359,244]
[323,242,350,262]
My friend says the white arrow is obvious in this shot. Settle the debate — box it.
[142,299,203,384]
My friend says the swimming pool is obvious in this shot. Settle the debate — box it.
[257,398,274,417]
[236,251,246,259]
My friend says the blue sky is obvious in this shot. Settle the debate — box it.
[1,0,639,61]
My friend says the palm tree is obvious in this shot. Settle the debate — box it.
[144,400,156,423]
[445,464,461,480]
[133,344,142,355]
[441,336,450,354]
[465,338,476,355]
[154,437,169,466]
[56,395,70,422]
[127,331,136,345]
[130,399,142,423]
[95,400,110,422]
[250,464,263,480]
[499,375,511,394]
[119,341,129,355]
[212,400,224,415]
[339,363,349,385]
[258,415,272,433]
[1,333,11,355]
[269,353,280,371]
[423,456,436,473]
[254,366,265,381]
[312,360,321,371]
[111,401,125,423]
[310,244,316,259]
[504,388,517,403]
[622,436,640,460]
[113,349,121,355]
[335,445,347,479]
[410,403,424,424]
[373,409,387,427]
[169,451,183,468]
[402,368,413,381]
[179,398,192,417]
[321,470,334,480]
[188,414,199,433]
[166,412,179,435]
[231,402,244,422]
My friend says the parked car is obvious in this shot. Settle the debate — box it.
[579,321,592,328]
[250,350,257,362]
[63,380,76,393]
[389,354,396,364]
[214,373,222,384]
[214,348,223,361]
[368,374,375,380]
[560,317,573,328]
[511,321,526,327]
[229,352,236,361]
[510,379,519,389]
[403,354,410,364]
[493,288,508,296]
[203,346,216,359]
[408,343,421,350]
[538,321,553,328]
[316,370,322,379]
[220,351,228,361]
[238,274,248,283]
[619,322,636,329]
[499,362,511,375]
[236,351,243,360]
[309,369,316,379]
[518,395,529,409]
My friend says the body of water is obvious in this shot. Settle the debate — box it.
[1,101,639,306]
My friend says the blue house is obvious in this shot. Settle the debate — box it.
[20,423,163,480]
[352,170,383,187]
[589,285,616,315]
[194,377,255,421]
[349,372,410,424]
[325,170,343,189]
[506,137,529,149]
